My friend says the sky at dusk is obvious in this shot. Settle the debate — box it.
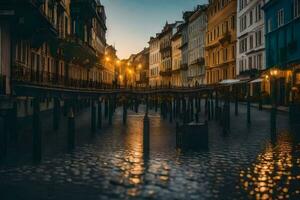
[101,0,208,59]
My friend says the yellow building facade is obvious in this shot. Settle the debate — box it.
[205,0,237,84]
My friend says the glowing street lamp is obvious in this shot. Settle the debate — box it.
[137,64,142,70]
[105,56,110,62]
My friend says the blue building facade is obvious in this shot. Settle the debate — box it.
[263,0,300,105]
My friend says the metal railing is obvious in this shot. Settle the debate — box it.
[12,65,116,90]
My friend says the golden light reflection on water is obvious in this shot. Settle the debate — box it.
[240,132,300,199]
[114,117,171,197]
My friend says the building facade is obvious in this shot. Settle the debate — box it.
[187,5,207,86]
[104,45,117,86]
[158,22,182,86]
[263,0,300,105]
[205,0,237,84]
[134,48,150,87]
[237,0,266,80]
[171,29,182,87]
[148,35,161,86]
[0,0,107,116]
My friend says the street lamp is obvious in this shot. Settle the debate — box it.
[138,63,142,70]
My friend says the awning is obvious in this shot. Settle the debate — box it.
[250,78,263,83]
[219,79,241,84]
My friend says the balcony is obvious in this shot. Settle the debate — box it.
[190,58,205,66]
[159,69,172,77]
[60,36,98,68]
[159,45,171,53]
[218,32,231,45]
[180,63,188,71]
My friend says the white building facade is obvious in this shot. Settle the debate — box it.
[148,36,161,86]
[237,0,266,78]
[187,6,207,86]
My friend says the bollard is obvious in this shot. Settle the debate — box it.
[190,98,194,121]
[91,100,96,135]
[123,100,127,125]
[210,98,214,119]
[235,87,239,116]
[98,100,102,129]
[108,97,113,125]
[169,102,173,123]
[10,102,18,143]
[53,98,60,131]
[195,112,199,123]
[68,106,75,151]
[205,98,208,116]
[208,100,211,120]
[155,97,158,112]
[215,92,218,120]
[104,99,108,120]
[173,99,176,118]
[0,112,9,159]
[143,113,150,152]
[32,98,42,162]
[247,87,251,125]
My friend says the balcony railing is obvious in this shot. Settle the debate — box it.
[12,65,114,90]
[159,69,172,76]
[180,63,188,71]
[218,32,231,45]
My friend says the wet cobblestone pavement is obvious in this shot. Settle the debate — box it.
[0,104,300,199]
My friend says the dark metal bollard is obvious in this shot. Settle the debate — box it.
[143,113,150,152]
[0,112,9,159]
[205,98,208,116]
[123,100,127,125]
[208,100,211,120]
[98,100,102,129]
[155,97,158,112]
[190,98,194,121]
[270,107,277,135]
[68,106,75,151]
[104,99,108,120]
[169,102,173,123]
[32,98,42,162]
[10,102,18,143]
[108,97,113,125]
[91,100,96,135]
[247,96,251,125]
[53,98,60,131]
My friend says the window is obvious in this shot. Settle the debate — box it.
[277,9,284,27]
[248,57,252,69]
[223,48,228,62]
[257,54,263,69]
[240,15,247,32]
[249,10,253,26]
[249,35,253,50]
[239,38,247,53]
[231,15,235,30]
[268,19,272,33]
[232,45,235,59]
[256,30,262,47]
[295,0,300,18]
[255,3,262,22]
